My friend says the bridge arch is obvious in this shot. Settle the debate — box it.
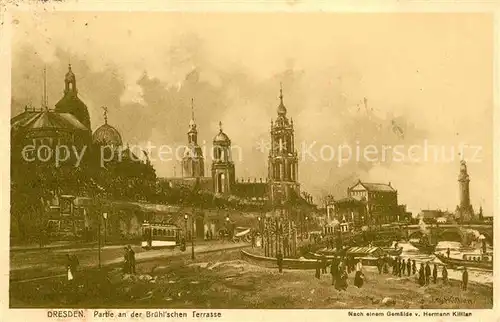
[437,229,465,243]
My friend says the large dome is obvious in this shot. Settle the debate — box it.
[213,131,230,144]
[92,123,123,146]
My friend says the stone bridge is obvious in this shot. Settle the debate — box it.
[405,223,493,245]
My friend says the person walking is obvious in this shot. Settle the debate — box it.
[354,270,364,288]
[123,246,130,274]
[462,267,468,291]
[66,254,76,283]
[432,264,438,284]
[406,259,412,276]
[321,254,328,274]
[425,262,431,285]
[315,260,321,279]
[330,259,338,286]
[127,245,136,274]
[401,259,406,275]
[418,263,425,286]
[442,265,449,285]
[377,256,383,274]
[447,248,451,258]
[276,252,283,273]
[412,260,417,275]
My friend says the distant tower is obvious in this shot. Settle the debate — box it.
[457,160,474,221]
[268,84,300,204]
[211,121,235,194]
[182,99,205,178]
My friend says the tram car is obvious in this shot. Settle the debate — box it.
[141,222,181,249]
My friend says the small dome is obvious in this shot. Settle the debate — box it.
[277,101,287,116]
[93,123,123,146]
[213,130,230,144]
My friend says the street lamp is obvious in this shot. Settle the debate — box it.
[305,216,309,238]
[97,212,107,269]
[103,212,108,245]
[191,216,195,260]
[258,216,263,248]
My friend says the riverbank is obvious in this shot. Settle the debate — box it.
[10,250,492,309]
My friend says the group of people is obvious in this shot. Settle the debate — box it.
[123,245,136,274]
[377,254,468,291]
[315,255,365,291]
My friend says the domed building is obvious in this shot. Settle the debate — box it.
[54,65,92,130]
[92,108,123,148]
[211,121,235,194]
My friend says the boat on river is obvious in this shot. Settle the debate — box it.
[381,246,403,256]
[435,252,493,270]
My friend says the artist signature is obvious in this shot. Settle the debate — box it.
[433,296,473,304]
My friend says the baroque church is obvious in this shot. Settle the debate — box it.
[166,85,301,205]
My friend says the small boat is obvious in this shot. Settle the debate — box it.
[382,246,403,256]
[410,241,437,254]
[435,253,493,270]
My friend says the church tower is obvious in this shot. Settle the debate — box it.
[211,121,235,194]
[182,99,205,177]
[457,160,474,221]
[54,64,91,130]
[268,84,300,204]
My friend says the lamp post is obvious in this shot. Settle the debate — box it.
[305,216,309,239]
[98,211,101,269]
[103,212,108,245]
[225,215,230,241]
[258,216,263,248]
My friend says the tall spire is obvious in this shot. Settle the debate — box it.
[279,82,284,105]
[191,98,195,121]
[219,121,223,132]
[101,106,108,125]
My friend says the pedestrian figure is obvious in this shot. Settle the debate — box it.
[315,260,321,279]
[401,259,406,275]
[418,263,425,286]
[66,254,78,282]
[321,255,327,274]
[377,256,383,274]
[355,259,363,272]
[383,256,389,274]
[276,252,283,273]
[127,245,136,274]
[432,264,438,284]
[354,270,364,288]
[330,259,338,286]
[392,258,398,275]
[406,259,411,276]
[462,267,468,291]
[442,265,449,285]
[447,248,451,258]
[123,247,130,274]
[425,262,431,285]
[398,258,402,277]
[412,260,417,275]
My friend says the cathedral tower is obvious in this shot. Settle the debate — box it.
[268,84,300,204]
[182,99,205,178]
[211,121,235,194]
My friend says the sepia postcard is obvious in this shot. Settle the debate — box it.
[1,1,499,321]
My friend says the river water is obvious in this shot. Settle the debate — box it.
[396,241,493,286]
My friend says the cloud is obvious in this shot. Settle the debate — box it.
[10,11,493,216]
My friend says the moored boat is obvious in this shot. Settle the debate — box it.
[435,253,493,270]
[381,246,403,256]
[409,241,437,254]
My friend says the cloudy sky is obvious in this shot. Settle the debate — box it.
[10,12,493,215]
